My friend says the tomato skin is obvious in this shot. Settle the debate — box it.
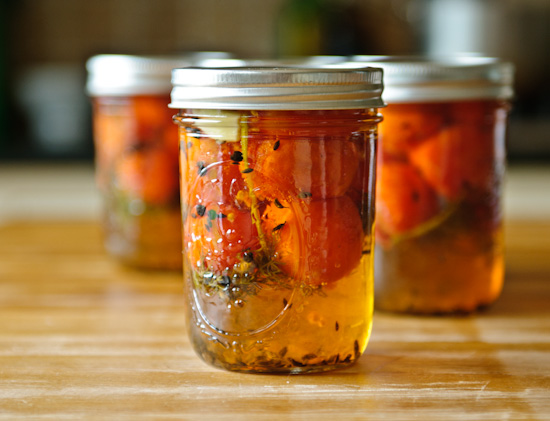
[116,147,180,205]
[182,138,256,273]
[263,196,363,286]
[378,103,445,160]
[245,110,362,200]
[375,161,440,241]
[185,202,260,273]
[408,124,494,202]
[248,135,359,200]
[182,134,247,209]
[133,96,173,141]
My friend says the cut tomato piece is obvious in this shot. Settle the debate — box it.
[248,135,359,200]
[408,124,494,201]
[245,110,363,200]
[263,196,363,286]
[375,161,440,240]
[133,95,172,142]
[116,147,180,205]
[379,103,445,159]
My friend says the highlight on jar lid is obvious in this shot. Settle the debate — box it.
[328,55,514,103]
[242,55,348,67]
[169,66,385,110]
[86,52,236,96]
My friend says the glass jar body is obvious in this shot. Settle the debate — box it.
[92,95,182,269]
[175,108,380,373]
[374,100,509,314]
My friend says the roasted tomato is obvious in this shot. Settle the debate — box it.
[97,95,179,204]
[378,103,445,160]
[248,135,358,200]
[247,111,360,200]
[408,124,494,201]
[184,201,261,273]
[116,146,180,205]
[375,161,440,242]
[263,195,363,286]
[182,133,247,209]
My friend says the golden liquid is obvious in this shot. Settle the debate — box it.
[103,200,183,270]
[184,251,373,373]
[374,208,504,314]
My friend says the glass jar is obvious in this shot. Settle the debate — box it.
[86,53,232,269]
[170,67,384,372]
[351,56,514,314]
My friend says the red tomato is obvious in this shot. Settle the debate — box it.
[184,202,260,273]
[248,135,359,200]
[244,110,363,200]
[263,196,364,286]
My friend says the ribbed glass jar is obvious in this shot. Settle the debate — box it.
[86,53,232,269]
[171,67,384,372]
[351,56,514,314]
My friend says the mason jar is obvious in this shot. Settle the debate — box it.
[86,53,231,269]
[351,56,514,314]
[170,67,384,372]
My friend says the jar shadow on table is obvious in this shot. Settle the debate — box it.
[271,312,537,416]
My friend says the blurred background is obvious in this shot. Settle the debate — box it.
[1,0,549,162]
[0,0,549,224]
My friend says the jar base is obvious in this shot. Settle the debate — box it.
[196,349,362,374]
[374,299,497,316]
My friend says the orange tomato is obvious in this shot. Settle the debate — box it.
[116,146,180,205]
[379,103,445,159]
[182,133,247,208]
[133,95,173,143]
[95,95,179,203]
[263,196,363,286]
[408,124,494,201]
[181,132,259,273]
[248,135,359,200]
[244,110,363,200]
[375,161,440,240]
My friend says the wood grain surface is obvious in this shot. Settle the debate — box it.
[0,220,549,420]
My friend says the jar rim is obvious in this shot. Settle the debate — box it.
[328,55,514,103]
[169,66,385,110]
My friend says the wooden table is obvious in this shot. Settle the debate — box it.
[1,220,549,420]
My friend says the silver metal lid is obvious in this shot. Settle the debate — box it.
[86,52,234,96]
[332,55,514,103]
[169,67,384,110]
